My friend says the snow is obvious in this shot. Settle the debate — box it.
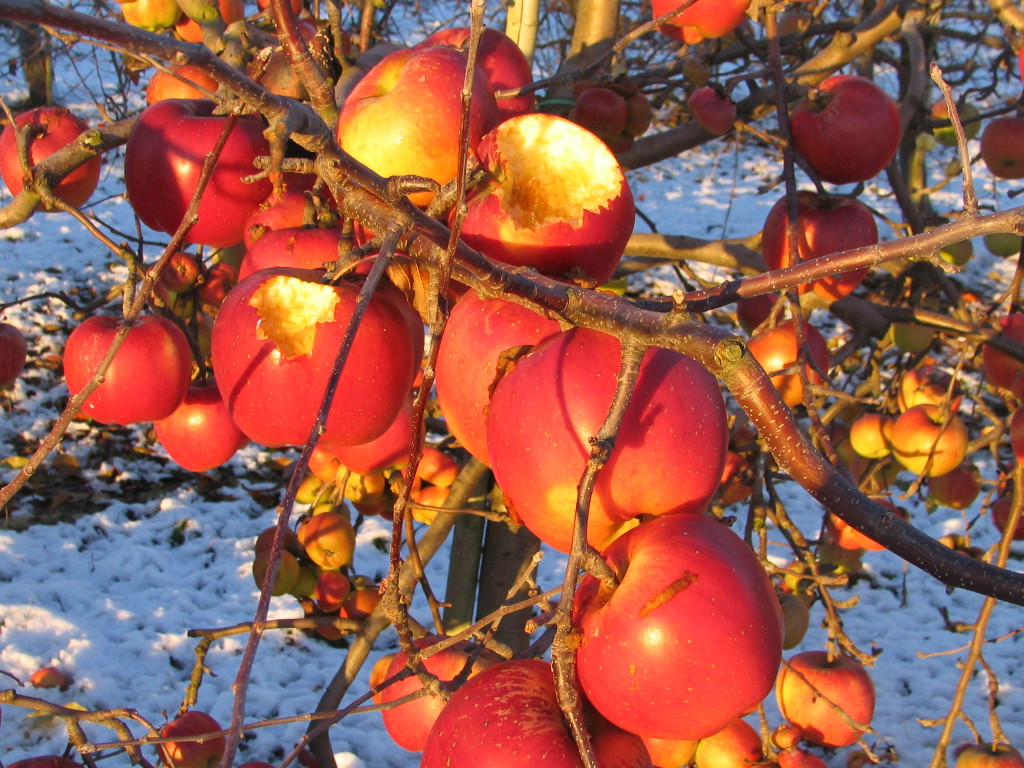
[1,11,1024,768]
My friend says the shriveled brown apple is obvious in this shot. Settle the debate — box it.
[459,113,635,284]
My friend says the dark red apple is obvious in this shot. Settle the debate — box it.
[981,116,1024,179]
[789,75,901,185]
[687,86,737,136]
[0,322,28,389]
[761,191,877,302]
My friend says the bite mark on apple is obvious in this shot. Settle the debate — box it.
[250,275,340,357]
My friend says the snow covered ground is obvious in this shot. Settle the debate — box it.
[1,9,1024,768]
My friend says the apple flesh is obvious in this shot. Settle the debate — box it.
[336,45,499,207]
[459,112,636,285]
[487,327,728,553]
[776,650,875,748]
[573,514,784,741]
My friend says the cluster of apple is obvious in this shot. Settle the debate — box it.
[566,79,653,153]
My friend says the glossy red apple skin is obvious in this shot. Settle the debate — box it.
[155,382,249,472]
[435,290,561,463]
[651,0,750,44]
[687,87,736,136]
[336,45,499,208]
[692,718,763,768]
[0,322,28,389]
[211,268,416,448]
[574,514,784,741]
[243,186,313,249]
[487,328,728,553]
[776,651,875,748]
[238,227,344,281]
[378,635,502,752]
[329,397,416,475]
[981,116,1024,180]
[421,658,653,768]
[746,320,829,408]
[761,191,876,302]
[458,113,635,284]
[159,710,226,768]
[64,315,192,425]
[570,87,629,138]
[0,106,102,209]
[124,99,272,249]
[418,27,535,121]
[790,75,901,185]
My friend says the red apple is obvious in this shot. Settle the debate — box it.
[458,112,635,284]
[927,462,981,510]
[570,87,628,138]
[124,99,272,249]
[145,64,220,104]
[761,191,877,302]
[210,268,417,448]
[889,403,968,477]
[238,227,344,281]
[981,116,1024,179]
[776,651,875,748]
[158,710,226,768]
[991,496,1024,541]
[197,261,238,311]
[243,186,316,249]
[327,398,415,476]
[29,666,72,690]
[378,635,502,752]
[574,514,784,741]
[0,322,28,389]
[983,313,1024,391]
[63,315,192,425]
[9,758,82,768]
[826,500,905,552]
[954,743,1024,768]
[897,365,961,412]
[487,327,728,553]
[0,106,102,209]
[687,86,737,136]
[746,320,829,408]
[651,0,750,44]
[155,382,249,472]
[435,290,560,463]
[421,658,652,768]
[338,578,380,620]
[790,75,901,185]
[313,569,351,611]
[693,718,762,768]
[418,27,536,121]
[336,45,499,207]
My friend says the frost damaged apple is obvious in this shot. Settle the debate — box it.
[211,268,417,448]
[459,113,635,284]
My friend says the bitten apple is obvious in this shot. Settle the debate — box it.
[459,112,635,284]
